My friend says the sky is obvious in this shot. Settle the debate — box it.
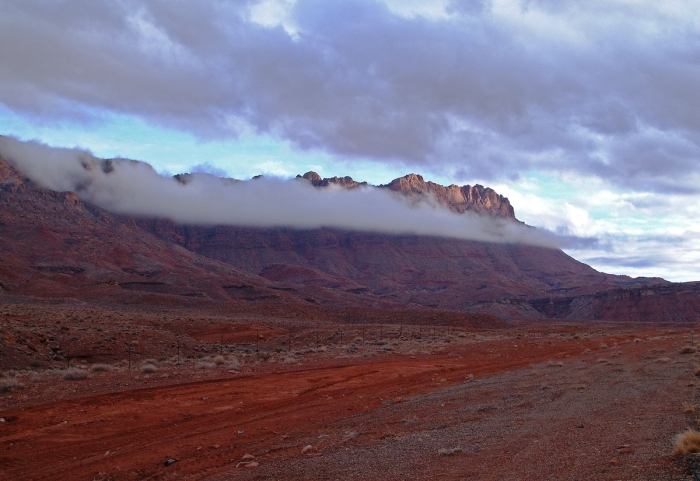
[0,0,699,282]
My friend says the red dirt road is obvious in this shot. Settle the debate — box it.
[1,328,696,480]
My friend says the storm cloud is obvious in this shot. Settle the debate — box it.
[2,0,700,193]
[0,136,569,247]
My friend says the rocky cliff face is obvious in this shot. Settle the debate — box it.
[298,171,368,189]
[2,153,692,321]
[132,221,667,315]
[297,171,516,219]
[383,173,516,219]
[526,282,700,322]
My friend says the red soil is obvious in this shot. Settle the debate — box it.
[2,319,697,480]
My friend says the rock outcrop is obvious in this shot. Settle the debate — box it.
[383,173,515,219]
[296,171,516,219]
[298,171,368,189]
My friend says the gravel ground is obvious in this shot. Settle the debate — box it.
[213,339,696,480]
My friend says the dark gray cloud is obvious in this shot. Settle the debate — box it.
[1,0,699,193]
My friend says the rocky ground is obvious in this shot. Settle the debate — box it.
[1,299,700,480]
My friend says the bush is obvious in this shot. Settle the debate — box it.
[62,368,88,380]
[212,355,225,366]
[141,363,157,373]
[0,378,20,393]
[674,429,700,455]
[91,363,114,372]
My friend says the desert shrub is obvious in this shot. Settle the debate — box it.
[141,363,157,373]
[91,363,114,372]
[546,360,563,367]
[62,368,88,380]
[196,361,216,369]
[212,355,225,365]
[683,402,696,413]
[657,357,671,363]
[0,378,20,393]
[674,429,700,454]
[680,347,696,355]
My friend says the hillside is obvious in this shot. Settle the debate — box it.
[3,152,699,322]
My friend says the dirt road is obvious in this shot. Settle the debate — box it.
[0,328,695,480]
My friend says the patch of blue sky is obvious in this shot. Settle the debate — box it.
[0,107,402,183]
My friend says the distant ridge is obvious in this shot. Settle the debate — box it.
[297,171,515,219]
[4,151,699,323]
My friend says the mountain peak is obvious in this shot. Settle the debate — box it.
[384,174,516,220]
[297,171,368,189]
[297,171,515,219]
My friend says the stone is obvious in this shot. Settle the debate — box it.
[301,445,317,455]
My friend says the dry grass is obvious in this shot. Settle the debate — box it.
[674,429,700,455]
[62,368,88,380]
[438,447,463,456]
[0,378,20,393]
[141,363,157,373]
[679,347,696,355]
[683,402,696,413]
[91,363,115,372]
[212,355,225,366]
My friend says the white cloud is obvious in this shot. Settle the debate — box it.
[0,136,561,247]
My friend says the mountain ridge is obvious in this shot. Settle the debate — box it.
[4,150,699,323]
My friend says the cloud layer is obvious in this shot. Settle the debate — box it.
[0,136,566,248]
[2,0,700,193]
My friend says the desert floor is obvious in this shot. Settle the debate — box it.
[1,302,699,480]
